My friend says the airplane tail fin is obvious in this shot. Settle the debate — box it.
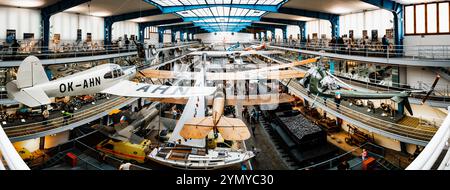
[391,95,413,115]
[6,81,51,107]
[16,56,49,89]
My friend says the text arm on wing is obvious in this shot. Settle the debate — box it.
[101,81,216,98]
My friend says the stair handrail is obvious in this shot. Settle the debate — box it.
[406,109,450,170]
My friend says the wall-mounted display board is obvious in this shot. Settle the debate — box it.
[77,29,82,42]
[86,33,92,42]
[53,34,60,44]
[386,29,393,39]
[371,30,378,41]
[362,30,368,39]
[23,33,34,40]
[6,29,16,44]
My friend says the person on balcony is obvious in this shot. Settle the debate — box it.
[382,35,389,55]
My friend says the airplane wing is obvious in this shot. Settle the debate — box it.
[180,117,214,139]
[139,57,317,81]
[139,69,304,80]
[180,117,251,141]
[138,70,195,79]
[187,50,283,57]
[216,117,251,141]
[101,80,216,98]
[147,93,296,105]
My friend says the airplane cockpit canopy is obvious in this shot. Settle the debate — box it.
[104,68,125,79]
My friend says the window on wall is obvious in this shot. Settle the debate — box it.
[405,6,415,34]
[144,26,158,39]
[415,4,425,33]
[427,3,437,33]
[405,2,450,35]
[439,2,449,33]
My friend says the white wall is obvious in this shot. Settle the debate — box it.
[306,19,331,39]
[144,33,159,44]
[112,21,138,41]
[406,66,450,90]
[44,131,70,149]
[163,34,171,43]
[403,35,450,58]
[50,12,104,41]
[339,9,394,39]
[13,138,40,152]
[287,25,300,40]
[0,7,41,41]
[195,32,254,43]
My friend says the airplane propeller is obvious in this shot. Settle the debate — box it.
[421,74,440,104]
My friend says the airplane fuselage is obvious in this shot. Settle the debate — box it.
[212,89,225,126]
[33,64,136,98]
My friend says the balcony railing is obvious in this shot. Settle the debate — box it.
[0,42,197,61]
[282,79,438,143]
[2,96,133,138]
[270,42,450,61]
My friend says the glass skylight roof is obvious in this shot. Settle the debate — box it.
[177,7,266,17]
[151,0,285,6]
[145,0,288,32]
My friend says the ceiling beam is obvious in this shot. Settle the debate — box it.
[278,7,338,20]
[183,16,260,22]
[106,9,163,23]
[144,3,279,13]
[41,0,91,17]
[139,18,185,28]
[260,17,305,25]
[360,0,402,12]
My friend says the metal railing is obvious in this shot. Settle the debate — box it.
[298,142,386,170]
[0,124,29,170]
[2,96,133,138]
[270,41,450,60]
[282,79,437,142]
[0,41,198,61]
[407,112,450,170]
[72,140,151,170]
[270,52,449,94]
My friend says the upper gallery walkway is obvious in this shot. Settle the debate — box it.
[0,42,198,67]
[268,42,450,67]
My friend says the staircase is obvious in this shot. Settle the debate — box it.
[34,148,76,169]
[434,67,450,83]
[376,158,401,170]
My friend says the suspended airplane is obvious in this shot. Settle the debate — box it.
[180,84,251,141]
[187,50,283,57]
[6,56,216,107]
[298,64,440,115]
[244,42,267,51]
[154,58,320,141]
[226,42,241,51]
[139,57,318,81]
